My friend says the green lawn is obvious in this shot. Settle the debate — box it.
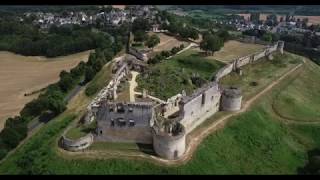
[1,56,320,174]
[65,120,96,140]
[273,59,320,122]
[137,49,225,100]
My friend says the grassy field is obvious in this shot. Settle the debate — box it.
[137,48,225,100]
[273,58,320,122]
[1,52,320,174]
[204,40,266,63]
[0,50,92,130]
[147,32,190,58]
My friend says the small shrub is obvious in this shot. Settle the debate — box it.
[85,84,99,96]
[0,148,8,160]
[250,81,259,86]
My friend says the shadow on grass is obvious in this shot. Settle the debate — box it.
[136,143,156,156]
[297,148,320,175]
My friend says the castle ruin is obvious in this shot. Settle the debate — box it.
[61,41,285,160]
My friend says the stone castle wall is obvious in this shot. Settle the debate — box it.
[84,61,130,124]
[60,133,94,152]
[63,40,284,160]
[214,41,284,82]
[179,81,221,133]
[128,47,148,62]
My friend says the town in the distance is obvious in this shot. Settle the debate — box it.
[0,5,320,175]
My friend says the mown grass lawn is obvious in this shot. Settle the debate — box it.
[273,59,320,122]
[1,55,320,174]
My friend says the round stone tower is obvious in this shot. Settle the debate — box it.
[221,86,242,111]
[152,122,186,160]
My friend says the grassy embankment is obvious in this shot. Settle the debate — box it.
[64,63,113,140]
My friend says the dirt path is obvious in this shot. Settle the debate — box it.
[128,71,139,102]
[166,43,198,60]
[58,58,305,166]
[134,92,166,104]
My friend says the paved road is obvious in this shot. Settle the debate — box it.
[27,84,84,133]
[64,85,83,102]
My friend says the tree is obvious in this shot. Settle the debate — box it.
[46,90,66,114]
[145,34,160,50]
[58,71,74,92]
[85,66,95,83]
[217,29,230,42]
[189,27,199,40]
[0,116,27,149]
[200,35,223,56]
[261,33,273,42]
[132,18,150,33]
[133,30,148,42]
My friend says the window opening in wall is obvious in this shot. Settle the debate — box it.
[111,119,115,127]
[129,119,135,127]
[117,118,126,127]
[117,104,125,113]
[100,130,102,134]
[174,150,178,159]
[201,93,205,105]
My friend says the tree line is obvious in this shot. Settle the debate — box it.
[0,18,112,57]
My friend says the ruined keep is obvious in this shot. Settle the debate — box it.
[221,87,242,111]
[95,102,155,144]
